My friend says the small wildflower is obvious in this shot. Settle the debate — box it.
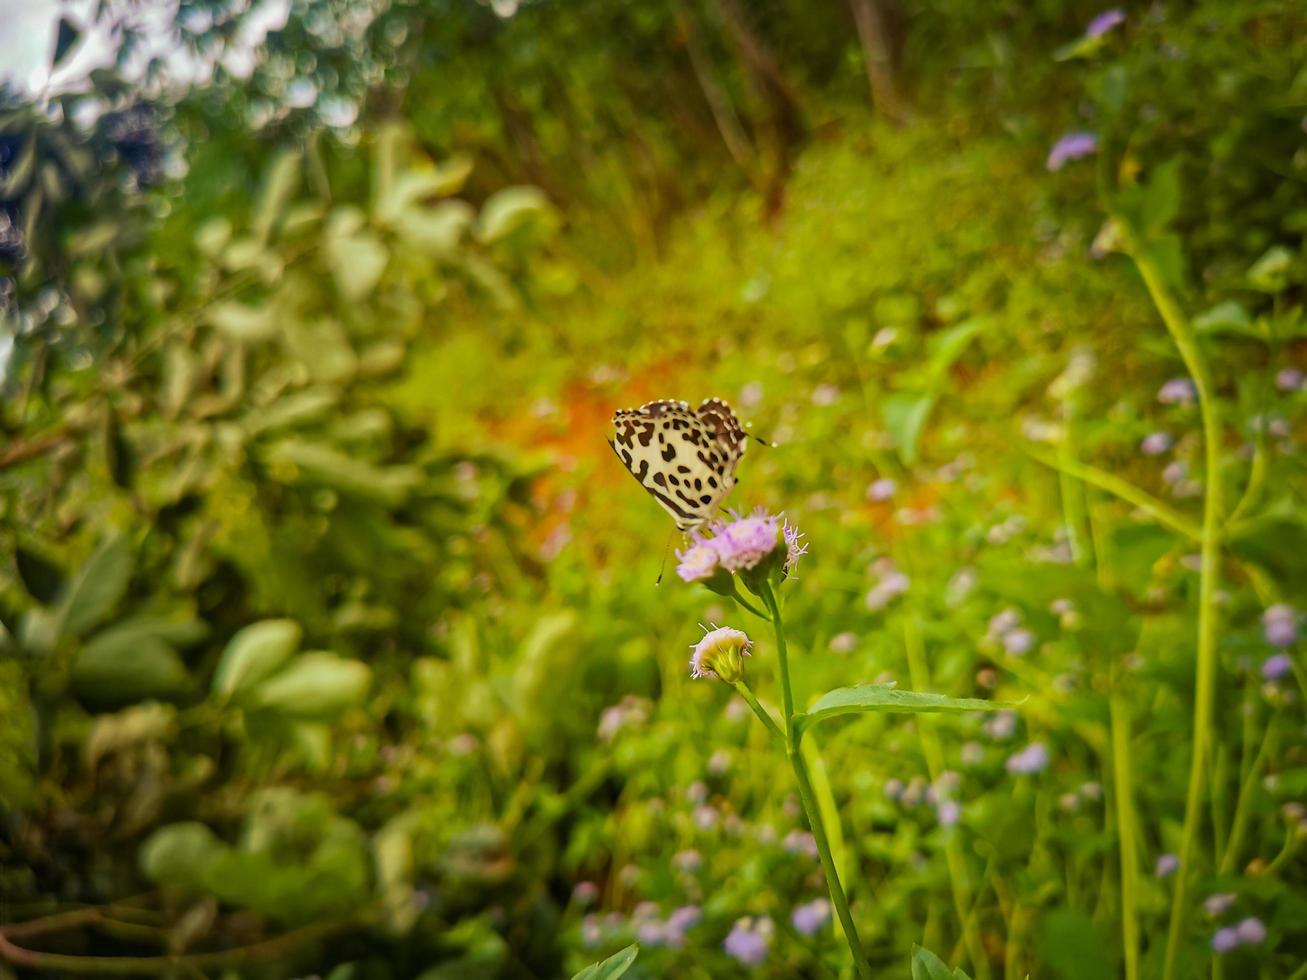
[686,780,708,804]
[986,710,1018,741]
[782,519,808,574]
[1047,132,1098,171]
[1211,927,1239,953]
[1158,377,1196,405]
[673,849,703,872]
[1006,742,1049,774]
[1080,781,1103,801]
[1155,853,1179,878]
[581,913,604,948]
[1141,431,1174,456]
[884,777,905,799]
[714,514,782,572]
[1059,792,1081,812]
[708,748,733,775]
[961,741,984,767]
[1003,628,1036,655]
[723,916,772,965]
[783,830,819,858]
[811,383,840,406]
[665,905,701,946]
[829,631,858,653]
[866,477,897,501]
[1085,8,1125,38]
[739,382,764,408]
[1204,893,1236,917]
[1235,917,1267,945]
[572,881,598,905]
[1277,368,1304,392]
[690,626,753,683]
[791,898,831,936]
[937,800,961,827]
[676,538,720,583]
[1263,605,1297,648]
[694,805,719,830]
[1262,654,1292,680]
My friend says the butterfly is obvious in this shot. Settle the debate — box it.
[608,398,749,532]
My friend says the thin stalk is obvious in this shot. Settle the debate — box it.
[732,680,786,743]
[728,583,770,621]
[1219,720,1275,874]
[903,612,992,980]
[761,581,873,980]
[1110,691,1141,980]
[1130,237,1224,980]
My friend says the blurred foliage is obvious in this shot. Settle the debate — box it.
[2,0,1306,977]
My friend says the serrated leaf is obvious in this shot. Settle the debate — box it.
[800,683,1009,732]
[571,944,639,980]
[211,619,302,700]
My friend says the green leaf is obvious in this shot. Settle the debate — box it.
[211,619,302,701]
[1193,300,1260,340]
[206,300,277,342]
[911,945,972,980]
[15,546,64,605]
[1247,245,1293,293]
[1141,158,1182,232]
[882,392,933,465]
[800,684,1009,732]
[476,186,553,244]
[571,944,639,980]
[71,631,189,704]
[326,231,388,302]
[252,148,301,244]
[1034,910,1113,980]
[252,653,372,718]
[61,536,134,637]
[140,822,225,888]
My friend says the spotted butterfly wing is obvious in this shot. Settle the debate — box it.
[609,398,748,532]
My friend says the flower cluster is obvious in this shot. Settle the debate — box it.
[1212,917,1267,952]
[723,916,772,965]
[675,510,806,584]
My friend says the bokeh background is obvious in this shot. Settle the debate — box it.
[1,0,1305,977]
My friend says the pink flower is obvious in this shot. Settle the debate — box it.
[676,538,720,582]
[1047,132,1098,171]
[1085,9,1125,38]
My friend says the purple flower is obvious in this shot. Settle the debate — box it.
[673,848,703,872]
[1212,927,1239,953]
[1235,917,1267,945]
[1277,368,1304,392]
[1204,893,1236,917]
[1047,132,1098,171]
[1262,654,1293,680]
[1264,605,1297,648]
[662,905,701,946]
[690,625,752,682]
[1158,377,1196,406]
[791,898,831,936]
[1085,9,1126,38]
[723,917,772,965]
[714,514,781,572]
[676,539,720,582]
[581,913,604,948]
[867,478,898,501]
[1003,628,1036,656]
[937,800,962,827]
[1155,853,1179,878]
[985,710,1018,741]
[1141,431,1174,456]
[783,830,819,858]
[782,519,808,574]
[1006,742,1049,774]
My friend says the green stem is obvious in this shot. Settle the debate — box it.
[761,580,873,980]
[728,582,770,621]
[1129,236,1224,980]
[1219,720,1275,874]
[732,680,786,743]
[1110,691,1141,980]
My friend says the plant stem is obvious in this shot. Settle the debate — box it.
[732,680,786,743]
[1129,237,1224,980]
[1110,691,1141,980]
[728,583,770,621]
[761,580,873,980]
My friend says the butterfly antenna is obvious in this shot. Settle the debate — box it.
[655,528,676,585]
[743,420,775,448]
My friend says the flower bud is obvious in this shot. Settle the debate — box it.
[689,626,752,683]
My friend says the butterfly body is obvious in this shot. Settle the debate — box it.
[609,397,748,531]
